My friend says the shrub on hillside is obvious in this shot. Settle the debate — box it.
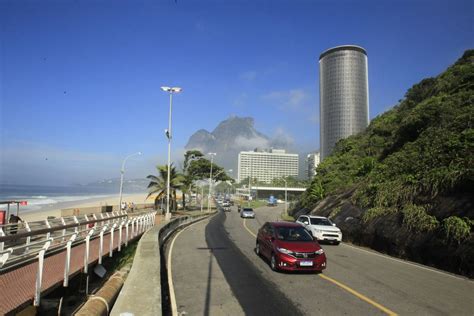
[402,204,439,233]
[442,216,471,244]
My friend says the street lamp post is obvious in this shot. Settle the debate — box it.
[119,152,142,211]
[282,178,288,216]
[161,86,182,221]
[227,169,233,196]
[207,153,216,212]
[200,184,204,213]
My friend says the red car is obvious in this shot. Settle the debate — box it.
[256,222,327,272]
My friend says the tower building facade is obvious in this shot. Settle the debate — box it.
[319,45,369,159]
[306,152,320,179]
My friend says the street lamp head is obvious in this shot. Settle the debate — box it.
[208,152,216,156]
[161,86,182,93]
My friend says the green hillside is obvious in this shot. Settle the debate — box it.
[293,50,473,276]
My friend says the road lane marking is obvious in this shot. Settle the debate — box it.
[241,219,398,316]
[243,219,257,238]
[319,274,398,316]
[167,219,209,316]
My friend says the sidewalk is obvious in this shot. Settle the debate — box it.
[111,219,165,316]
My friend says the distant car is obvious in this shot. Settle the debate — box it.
[240,208,255,218]
[223,206,231,212]
[256,222,326,272]
[268,196,277,206]
[296,215,342,245]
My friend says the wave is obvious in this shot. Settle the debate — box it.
[1,194,115,214]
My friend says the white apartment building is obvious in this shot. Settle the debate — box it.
[306,152,320,179]
[237,149,299,184]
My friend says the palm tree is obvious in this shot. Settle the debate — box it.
[146,164,184,212]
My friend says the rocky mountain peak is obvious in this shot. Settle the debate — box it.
[185,116,292,173]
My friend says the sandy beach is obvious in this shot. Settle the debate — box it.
[20,193,152,222]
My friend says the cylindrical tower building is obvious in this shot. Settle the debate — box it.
[319,45,369,160]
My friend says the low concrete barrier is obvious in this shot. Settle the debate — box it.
[110,214,210,316]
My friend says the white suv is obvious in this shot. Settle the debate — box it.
[296,215,342,245]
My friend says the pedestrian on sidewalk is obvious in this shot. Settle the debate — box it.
[9,214,22,235]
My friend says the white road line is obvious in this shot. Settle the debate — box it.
[341,243,469,281]
[167,218,210,316]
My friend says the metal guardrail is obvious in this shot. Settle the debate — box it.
[0,209,157,308]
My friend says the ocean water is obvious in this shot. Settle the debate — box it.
[0,184,118,213]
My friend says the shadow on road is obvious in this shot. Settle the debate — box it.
[204,211,303,316]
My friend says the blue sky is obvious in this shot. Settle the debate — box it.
[1,0,472,185]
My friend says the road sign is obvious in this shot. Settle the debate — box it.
[19,201,28,206]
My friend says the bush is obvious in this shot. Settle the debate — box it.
[402,204,439,233]
[362,207,396,223]
[442,216,471,244]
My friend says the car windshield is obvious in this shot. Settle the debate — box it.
[276,226,313,242]
[243,208,254,212]
[310,218,332,226]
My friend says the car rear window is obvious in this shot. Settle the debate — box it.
[310,218,332,226]
[243,208,254,212]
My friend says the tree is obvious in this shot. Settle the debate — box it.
[183,150,204,171]
[146,164,184,212]
[187,158,232,182]
[271,176,308,187]
[181,150,204,210]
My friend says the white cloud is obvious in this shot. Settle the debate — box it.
[272,127,294,146]
[232,92,248,107]
[233,135,270,149]
[0,141,150,185]
[261,88,311,110]
[239,70,257,81]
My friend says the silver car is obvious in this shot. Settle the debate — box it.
[240,208,255,218]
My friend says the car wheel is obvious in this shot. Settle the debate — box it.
[334,241,340,245]
[270,254,278,271]
[255,241,261,256]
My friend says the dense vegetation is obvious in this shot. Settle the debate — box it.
[293,50,473,276]
[234,176,308,188]
[146,150,232,211]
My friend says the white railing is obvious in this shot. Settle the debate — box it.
[0,209,157,306]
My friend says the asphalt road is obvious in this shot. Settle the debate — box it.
[168,205,474,315]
